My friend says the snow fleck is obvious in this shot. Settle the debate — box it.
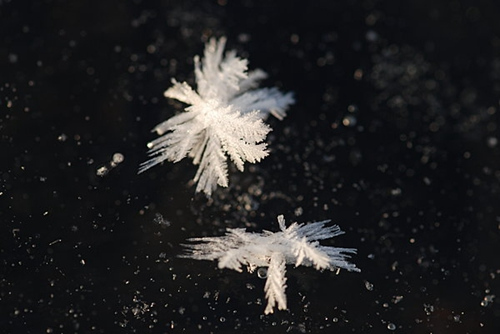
[342,115,357,127]
[487,136,498,148]
[480,294,495,307]
[112,153,125,165]
[423,303,434,315]
[97,153,125,176]
[8,53,18,63]
[154,213,171,227]
[294,207,304,216]
[57,133,68,142]
[96,166,109,177]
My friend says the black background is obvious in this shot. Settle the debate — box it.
[2,0,500,333]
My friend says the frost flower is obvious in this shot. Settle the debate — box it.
[181,215,360,314]
[139,37,294,195]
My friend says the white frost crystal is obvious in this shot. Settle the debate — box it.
[139,37,294,195]
[181,215,360,314]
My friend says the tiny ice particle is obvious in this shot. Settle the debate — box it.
[96,166,109,177]
[112,153,125,164]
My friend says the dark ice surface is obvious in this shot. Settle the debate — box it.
[2,0,500,333]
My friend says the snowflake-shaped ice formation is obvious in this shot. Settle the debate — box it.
[139,37,294,195]
[181,215,360,314]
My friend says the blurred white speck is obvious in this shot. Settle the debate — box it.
[354,68,363,80]
[57,134,68,142]
[290,33,300,44]
[342,115,357,127]
[392,295,403,304]
[366,30,379,42]
[98,153,125,176]
[238,33,251,43]
[423,303,434,315]
[112,153,125,164]
[294,207,303,216]
[387,323,396,330]
[390,188,402,196]
[487,137,498,148]
[8,53,18,63]
[154,213,171,227]
[364,280,374,291]
[480,294,495,307]
[96,166,108,177]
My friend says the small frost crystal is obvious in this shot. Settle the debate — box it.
[139,37,294,195]
[181,215,360,314]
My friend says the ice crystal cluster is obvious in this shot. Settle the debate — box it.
[182,215,360,314]
[140,37,294,195]
[139,36,359,315]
